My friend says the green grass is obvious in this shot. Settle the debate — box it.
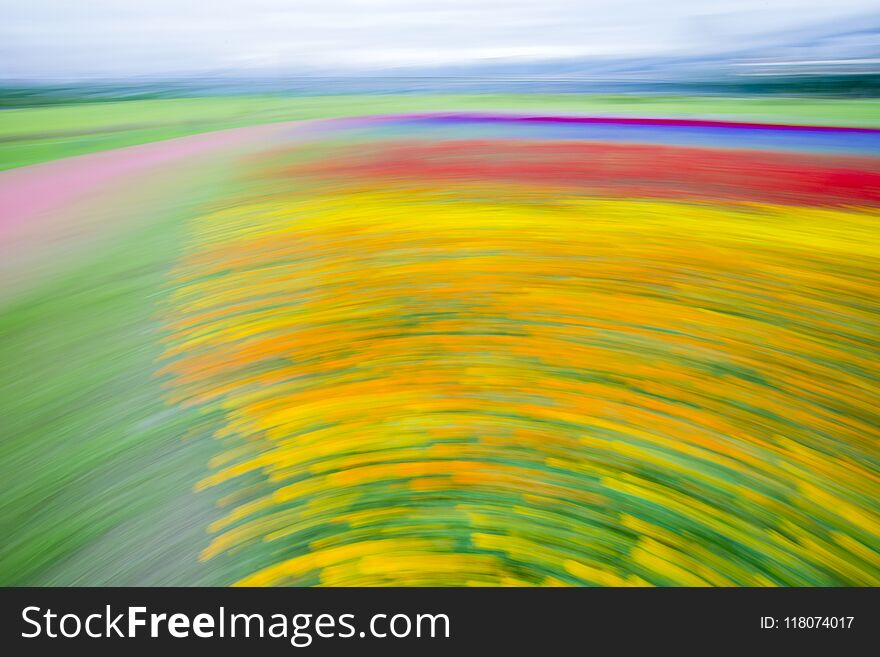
[0,156,243,585]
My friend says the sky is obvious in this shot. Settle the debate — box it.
[1,0,879,79]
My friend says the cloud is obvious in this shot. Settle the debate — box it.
[1,0,878,78]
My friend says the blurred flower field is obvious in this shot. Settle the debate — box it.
[1,97,879,585]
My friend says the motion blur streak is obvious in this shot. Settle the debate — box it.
[156,114,880,587]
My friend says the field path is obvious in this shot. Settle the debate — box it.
[0,120,307,584]
[0,121,316,304]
